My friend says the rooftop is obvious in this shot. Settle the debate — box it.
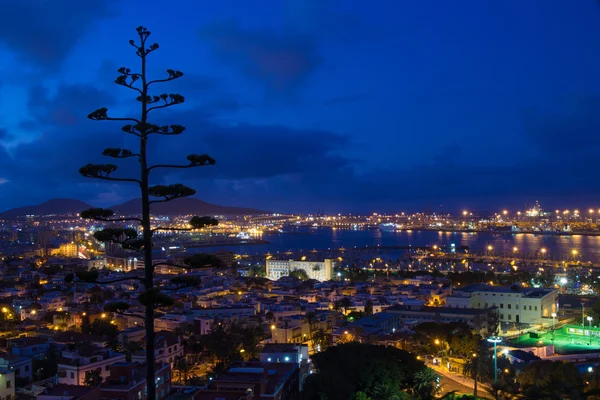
[456,284,555,298]
[261,343,303,354]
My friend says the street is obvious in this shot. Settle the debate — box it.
[438,374,493,399]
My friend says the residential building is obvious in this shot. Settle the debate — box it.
[99,362,171,400]
[271,311,336,346]
[36,385,100,400]
[195,361,299,400]
[57,346,125,386]
[385,303,498,336]
[190,306,256,320]
[0,369,15,400]
[260,344,310,391]
[445,284,558,330]
[131,331,182,366]
[0,355,33,383]
[266,259,334,282]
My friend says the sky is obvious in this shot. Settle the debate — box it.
[1,0,600,214]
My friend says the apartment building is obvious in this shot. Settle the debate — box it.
[271,311,336,346]
[99,362,171,400]
[266,259,334,282]
[445,284,558,328]
[57,346,125,386]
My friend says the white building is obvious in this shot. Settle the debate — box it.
[267,259,334,281]
[0,369,15,400]
[446,284,558,329]
[57,347,125,386]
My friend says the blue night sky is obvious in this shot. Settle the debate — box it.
[1,0,600,214]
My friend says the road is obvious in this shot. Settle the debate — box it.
[438,375,493,399]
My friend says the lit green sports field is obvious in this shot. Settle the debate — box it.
[509,325,600,354]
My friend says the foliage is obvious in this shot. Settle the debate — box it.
[33,344,59,381]
[89,318,119,339]
[365,300,374,315]
[84,368,103,386]
[517,360,584,399]
[289,269,310,281]
[312,328,331,352]
[184,254,222,268]
[413,367,440,399]
[200,321,266,365]
[173,355,191,384]
[301,343,429,400]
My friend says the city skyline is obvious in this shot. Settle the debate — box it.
[2,0,600,213]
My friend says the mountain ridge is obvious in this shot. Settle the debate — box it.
[0,197,265,219]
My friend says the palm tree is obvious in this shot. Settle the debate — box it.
[84,368,103,386]
[266,311,275,324]
[303,312,319,350]
[173,355,191,385]
[341,297,352,315]
[412,368,439,400]
[312,328,331,352]
[462,355,479,398]
[372,383,404,400]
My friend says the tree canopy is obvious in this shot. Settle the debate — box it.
[302,343,432,400]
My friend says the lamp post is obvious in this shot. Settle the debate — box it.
[471,352,478,398]
[487,336,503,387]
[551,312,557,341]
[588,316,593,346]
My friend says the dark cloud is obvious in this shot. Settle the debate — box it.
[0,83,135,209]
[24,84,116,129]
[0,0,120,70]
[323,94,365,106]
[200,21,323,95]
[4,82,600,213]
[0,129,13,142]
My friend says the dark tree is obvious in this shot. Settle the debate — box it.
[517,360,583,399]
[365,300,374,315]
[302,343,429,400]
[77,27,219,399]
[84,368,103,386]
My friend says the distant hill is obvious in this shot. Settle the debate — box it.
[0,198,92,219]
[110,197,265,216]
[0,197,265,219]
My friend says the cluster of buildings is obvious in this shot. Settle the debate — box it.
[0,211,568,399]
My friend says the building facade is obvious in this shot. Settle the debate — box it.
[267,259,334,281]
[445,284,558,330]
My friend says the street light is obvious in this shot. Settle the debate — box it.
[551,312,557,341]
[588,316,593,346]
[487,336,503,387]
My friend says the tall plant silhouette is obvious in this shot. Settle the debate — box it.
[76,26,219,398]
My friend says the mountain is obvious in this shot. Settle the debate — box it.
[0,198,93,219]
[109,197,265,216]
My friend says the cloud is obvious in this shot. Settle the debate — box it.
[0,0,120,70]
[200,21,323,95]
[0,129,13,142]
[24,83,116,129]
[323,94,365,106]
